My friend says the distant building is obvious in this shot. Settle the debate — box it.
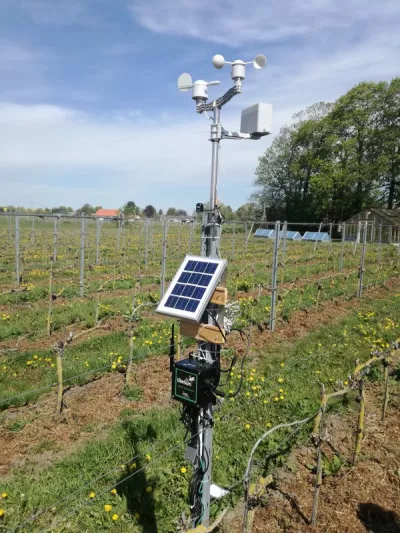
[344,208,400,243]
[95,209,120,218]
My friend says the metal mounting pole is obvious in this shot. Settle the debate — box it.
[196,105,222,528]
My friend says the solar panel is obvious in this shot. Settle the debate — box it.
[156,255,227,322]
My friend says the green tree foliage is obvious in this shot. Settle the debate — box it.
[254,79,400,221]
[122,201,140,217]
[76,204,99,215]
[143,205,156,218]
[166,207,177,216]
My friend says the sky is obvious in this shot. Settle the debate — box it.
[0,0,399,212]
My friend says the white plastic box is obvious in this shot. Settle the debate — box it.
[240,103,272,136]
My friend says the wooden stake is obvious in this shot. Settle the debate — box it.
[311,402,326,526]
[55,342,64,413]
[353,380,366,464]
[382,361,390,421]
[47,257,54,337]
[125,330,134,385]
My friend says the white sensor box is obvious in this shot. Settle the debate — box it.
[240,103,272,136]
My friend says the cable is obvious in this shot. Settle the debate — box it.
[214,328,250,399]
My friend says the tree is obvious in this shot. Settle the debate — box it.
[166,207,177,216]
[76,204,97,215]
[158,209,164,216]
[143,205,156,218]
[176,209,187,217]
[379,77,400,209]
[235,203,256,221]
[122,201,140,217]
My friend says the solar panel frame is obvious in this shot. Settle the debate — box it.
[156,255,227,323]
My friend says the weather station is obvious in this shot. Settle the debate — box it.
[156,52,272,529]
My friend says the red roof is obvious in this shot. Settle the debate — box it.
[95,209,119,217]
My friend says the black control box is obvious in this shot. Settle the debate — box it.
[172,358,219,407]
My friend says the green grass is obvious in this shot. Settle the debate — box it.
[1,291,399,531]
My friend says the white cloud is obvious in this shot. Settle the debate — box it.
[129,0,399,46]
[0,102,269,210]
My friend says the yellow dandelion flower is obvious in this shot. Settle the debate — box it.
[110,489,117,495]
[277,377,284,383]
[1,493,7,499]
[279,395,284,400]
[112,514,119,521]
[273,396,279,402]
[344,380,349,386]
[130,462,137,470]
[180,467,187,474]
[145,454,151,461]
[89,492,95,499]
[280,362,285,367]
[0,509,5,518]
[279,388,284,393]
[104,504,112,512]
[146,486,152,493]
[263,399,268,404]
[266,422,272,428]
[245,424,251,430]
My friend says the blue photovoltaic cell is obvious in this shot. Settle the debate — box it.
[164,258,219,314]
[193,262,207,273]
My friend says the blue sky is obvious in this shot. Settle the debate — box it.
[0,0,399,212]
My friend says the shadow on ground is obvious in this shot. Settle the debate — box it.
[118,421,158,533]
[357,502,400,533]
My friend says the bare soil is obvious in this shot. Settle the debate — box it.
[222,382,400,533]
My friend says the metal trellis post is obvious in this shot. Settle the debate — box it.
[79,218,86,297]
[53,217,58,262]
[15,215,20,286]
[313,222,323,254]
[96,218,101,265]
[340,222,345,272]
[160,217,168,298]
[358,221,367,299]
[269,220,280,331]
[281,220,287,264]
